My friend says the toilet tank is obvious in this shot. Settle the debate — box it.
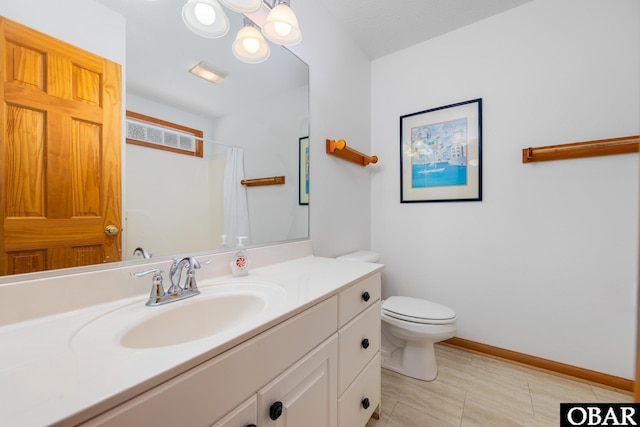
[337,250,380,263]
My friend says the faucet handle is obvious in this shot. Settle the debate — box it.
[130,268,163,279]
[131,268,166,306]
[181,258,211,294]
[168,258,186,294]
[184,257,211,270]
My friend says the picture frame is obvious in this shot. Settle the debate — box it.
[299,136,309,205]
[400,99,482,203]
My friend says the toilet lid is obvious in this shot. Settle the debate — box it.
[382,296,456,325]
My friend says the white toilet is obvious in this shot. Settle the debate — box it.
[337,250,457,381]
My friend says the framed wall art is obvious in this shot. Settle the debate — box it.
[299,136,309,205]
[400,98,482,203]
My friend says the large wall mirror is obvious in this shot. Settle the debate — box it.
[0,0,309,279]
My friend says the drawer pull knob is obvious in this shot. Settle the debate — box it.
[361,338,370,349]
[269,401,283,420]
[362,291,371,302]
[362,398,370,410]
[246,425,257,427]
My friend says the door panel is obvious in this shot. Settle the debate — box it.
[71,119,101,216]
[6,41,44,89]
[1,17,122,275]
[5,104,45,217]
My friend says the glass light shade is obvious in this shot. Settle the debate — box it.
[218,0,262,13]
[262,3,301,46]
[233,25,270,64]
[182,0,230,38]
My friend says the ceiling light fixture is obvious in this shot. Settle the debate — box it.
[182,0,230,39]
[182,0,302,64]
[189,60,228,83]
[232,18,270,64]
[262,0,301,46]
[219,0,263,14]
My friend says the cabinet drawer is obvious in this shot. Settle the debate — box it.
[210,395,256,427]
[338,352,381,427]
[338,301,380,394]
[338,273,381,328]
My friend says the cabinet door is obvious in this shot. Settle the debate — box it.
[210,395,257,427]
[258,335,337,427]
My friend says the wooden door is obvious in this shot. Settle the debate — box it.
[0,17,122,275]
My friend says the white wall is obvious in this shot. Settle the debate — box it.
[371,0,640,379]
[0,0,124,64]
[287,2,373,258]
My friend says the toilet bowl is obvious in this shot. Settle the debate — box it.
[337,250,457,381]
[381,296,456,381]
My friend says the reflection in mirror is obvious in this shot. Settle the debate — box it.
[113,0,309,260]
[0,0,309,278]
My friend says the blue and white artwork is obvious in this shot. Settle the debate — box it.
[410,118,468,188]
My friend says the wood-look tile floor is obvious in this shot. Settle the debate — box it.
[365,344,633,427]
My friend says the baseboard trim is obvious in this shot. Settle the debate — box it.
[442,337,633,393]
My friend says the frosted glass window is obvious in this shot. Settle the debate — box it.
[125,110,204,158]
[163,132,178,147]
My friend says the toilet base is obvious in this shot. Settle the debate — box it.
[381,341,438,381]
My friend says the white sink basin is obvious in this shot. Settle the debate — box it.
[121,293,266,348]
[72,282,287,351]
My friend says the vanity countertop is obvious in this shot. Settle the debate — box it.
[0,253,383,427]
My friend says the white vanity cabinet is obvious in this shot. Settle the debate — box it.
[81,297,338,427]
[79,272,382,427]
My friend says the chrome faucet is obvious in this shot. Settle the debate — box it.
[130,268,167,306]
[131,257,209,307]
[169,257,204,295]
[133,247,152,258]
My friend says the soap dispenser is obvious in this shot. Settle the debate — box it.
[230,236,249,277]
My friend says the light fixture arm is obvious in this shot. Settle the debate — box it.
[243,16,258,29]
[263,0,290,9]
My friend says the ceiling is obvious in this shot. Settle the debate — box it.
[94,0,308,119]
[92,0,533,118]
[316,0,533,59]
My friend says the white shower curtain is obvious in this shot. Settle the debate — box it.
[223,147,251,245]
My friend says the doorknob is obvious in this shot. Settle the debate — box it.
[104,225,119,236]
